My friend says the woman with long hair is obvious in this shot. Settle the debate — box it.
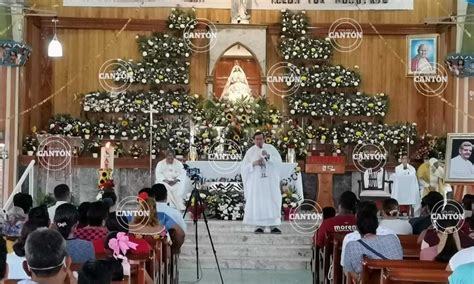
[130,192,169,243]
[52,203,95,263]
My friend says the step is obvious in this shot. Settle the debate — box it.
[184,220,317,234]
[184,231,313,246]
[180,243,312,258]
[179,255,311,270]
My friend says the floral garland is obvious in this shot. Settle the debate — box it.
[82,90,198,115]
[280,9,309,38]
[289,91,388,117]
[280,37,333,61]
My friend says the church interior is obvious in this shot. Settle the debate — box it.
[0,0,474,283]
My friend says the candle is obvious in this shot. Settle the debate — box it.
[100,142,115,170]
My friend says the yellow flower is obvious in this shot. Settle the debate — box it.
[171,101,179,107]
[265,137,272,143]
[335,76,342,83]
[201,132,209,139]
[356,131,362,137]
[135,100,143,105]
[283,137,289,142]
[241,114,249,122]
[226,113,234,121]
[302,102,309,107]
[233,134,240,141]
[121,120,129,127]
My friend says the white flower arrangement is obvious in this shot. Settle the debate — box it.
[280,37,332,61]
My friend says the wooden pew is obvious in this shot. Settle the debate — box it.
[358,258,447,284]
[332,233,348,284]
[382,268,451,284]
[397,235,420,259]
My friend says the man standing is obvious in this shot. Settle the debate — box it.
[155,150,186,211]
[450,141,474,178]
[392,154,420,215]
[241,132,282,234]
[48,184,71,221]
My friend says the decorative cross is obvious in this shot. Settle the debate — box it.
[143,104,160,183]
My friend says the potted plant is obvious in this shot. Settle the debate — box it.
[281,186,301,221]
[81,121,93,140]
[23,135,38,156]
[88,140,101,158]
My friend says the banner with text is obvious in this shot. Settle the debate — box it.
[63,0,414,10]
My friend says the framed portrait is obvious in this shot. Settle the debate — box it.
[444,133,474,182]
[407,34,438,76]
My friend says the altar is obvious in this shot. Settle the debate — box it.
[183,161,304,200]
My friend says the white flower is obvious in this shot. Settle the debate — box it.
[169,109,175,114]
[142,51,147,56]
[290,109,296,115]
[141,79,147,83]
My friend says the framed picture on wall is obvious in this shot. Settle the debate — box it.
[407,34,439,76]
[444,133,474,182]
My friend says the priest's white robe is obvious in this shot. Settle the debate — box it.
[155,159,187,210]
[241,144,282,226]
[392,164,421,213]
[449,155,474,179]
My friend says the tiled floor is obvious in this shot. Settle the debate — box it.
[179,268,312,284]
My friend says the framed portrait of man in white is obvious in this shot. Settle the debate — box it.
[407,34,438,76]
[445,133,474,182]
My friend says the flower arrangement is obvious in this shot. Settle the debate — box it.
[297,64,361,90]
[87,139,101,158]
[281,185,301,209]
[136,33,191,62]
[80,121,94,139]
[166,118,191,156]
[98,168,114,190]
[167,8,197,33]
[117,60,190,86]
[289,91,388,117]
[280,37,332,61]
[48,114,81,137]
[280,9,309,38]
[275,119,308,159]
[114,142,124,157]
[22,135,38,155]
[129,143,144,158]
[412,132,446,160]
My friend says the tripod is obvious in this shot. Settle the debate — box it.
[183,180,224,284]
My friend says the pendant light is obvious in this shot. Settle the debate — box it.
[48,17,62,57]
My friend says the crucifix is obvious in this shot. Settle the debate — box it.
[144,104,160,184]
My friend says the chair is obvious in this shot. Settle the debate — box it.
[358,168,393,200]
[382,268,451,284]
[332,233,347,284]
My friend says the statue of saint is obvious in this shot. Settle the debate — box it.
[220,62,253,102]
[232,0,250,24]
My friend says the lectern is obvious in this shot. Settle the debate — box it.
[305,156,346,208]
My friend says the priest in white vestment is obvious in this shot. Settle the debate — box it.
[155,150,187,211]
[241,132,282,234]
[392,154,421,215]
[449,141,474,179]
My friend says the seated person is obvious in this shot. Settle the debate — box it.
[78,259,118,284]
[27,206,50,228]
[74,201,109,241]
[447,245,474,271]
[152,183,187,231]
[77,202,91,229]
[420,227,461,262]
[48,184,71,221]
[343,210,402,280]
[7,220,46,279]
[340,201,396,267]
[3,193,32,237]
[379,198,412,235]
[0,237,8,283]
[322,207,336,220]
[314,191,358,247]
[92,217,151,256]
[449,262,474,284]
[21,228,75,284]
[100,190,128,228]
[52,203,95,263]
[409,191,443,235]
[130,193,169,242]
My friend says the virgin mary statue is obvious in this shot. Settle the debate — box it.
[220,63,253,102]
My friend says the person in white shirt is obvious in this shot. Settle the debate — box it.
[340,201,396,266]
[447,246,474,271]
[379,198,412,235]
[155,150,187,211]
[449,141,474,179]
[152,183,187,231]
[47,184,71,222]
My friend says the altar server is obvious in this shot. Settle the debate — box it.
[241,131,283,234]
[155,150,186,211]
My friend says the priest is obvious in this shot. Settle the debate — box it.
[155,150,187,211]
[392,154,420,216]
[241,131,282,234]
